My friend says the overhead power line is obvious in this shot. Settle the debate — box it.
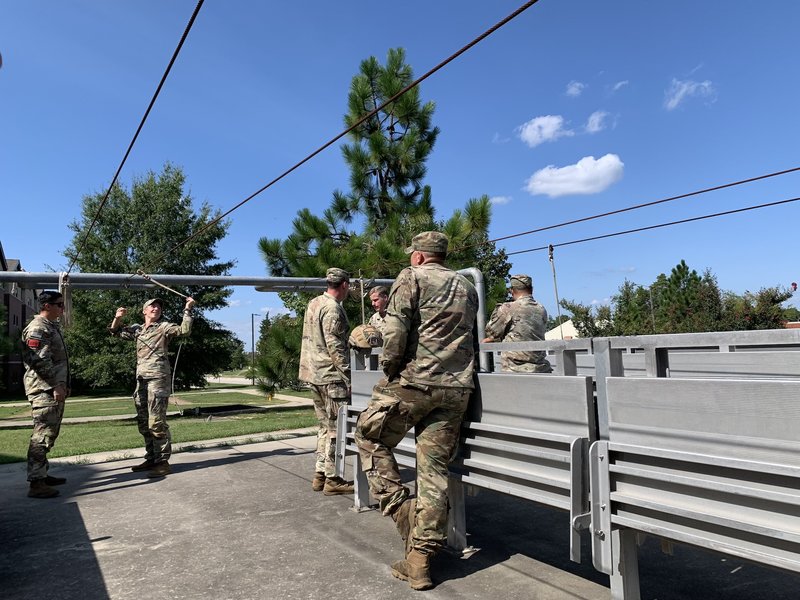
[139,0,542,274]
[483,166,800,248]
[66,0,205,274]
[507,195,800,256]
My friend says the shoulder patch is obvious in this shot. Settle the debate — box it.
[26,338,41,349]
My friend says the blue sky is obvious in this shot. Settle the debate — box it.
[2,1,798,345]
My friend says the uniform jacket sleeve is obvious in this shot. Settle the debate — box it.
[484,303,511,341]
[380,268,417,378]
[321,305,350,386]
[22,324,66,389]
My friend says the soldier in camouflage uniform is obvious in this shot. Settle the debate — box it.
[22,291,71,499]
[299,267,354,495]
[354,231,478,591]
[109,296,195,478]
[368,285,390,334]
[482,274,552,373]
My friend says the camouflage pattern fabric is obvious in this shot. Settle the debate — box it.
[368,310,387,333]
[22,315,70,481]
[299,292,350,387]
[134,377,171,463]
[484,295,552,373]
[310,382,349,477]
[22,315,69,395]
[355,379,470,553]
[356,257,476,554]
[381,263,478,388]
[110,313,193,379]
[26,392,65,481]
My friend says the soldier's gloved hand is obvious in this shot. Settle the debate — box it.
[382,362,400,381]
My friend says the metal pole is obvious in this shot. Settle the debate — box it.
[251,313,259,385]
[549,245,565,340]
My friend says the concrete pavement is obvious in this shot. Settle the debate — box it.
[1,435,799,600]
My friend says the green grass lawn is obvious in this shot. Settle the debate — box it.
[0,391,285,420]
[0,407,316,464]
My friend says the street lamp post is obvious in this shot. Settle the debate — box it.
[251,313,262,385]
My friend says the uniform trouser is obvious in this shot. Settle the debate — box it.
[309,382,350,478]
[27,392,65,481]
[354,379,470,554]
[133,377,171,464]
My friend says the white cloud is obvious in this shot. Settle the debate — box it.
[565,80,586,97]
[664,78,716,110]
[525,154,624,198]
[489,195,511,205]
[492,132,510,144]
[591,298,611,306]
[227,299,242,307]
[585,110,609,133]
[516,115,574,148]
[612,80,629,92]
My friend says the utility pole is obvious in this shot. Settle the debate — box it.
[251,313,261,385]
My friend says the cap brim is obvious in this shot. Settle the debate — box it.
[404,246,414,254]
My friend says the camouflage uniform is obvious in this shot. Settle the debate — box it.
[22,315,70,482]
[368,310,387,333]
[485,293,552,373]
[355,232,478,555]
[110,308,193,465]
[299,276,351,479]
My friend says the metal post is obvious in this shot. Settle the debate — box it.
[251,313,260,385]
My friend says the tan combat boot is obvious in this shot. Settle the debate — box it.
[147,462,171,478]
[312,472,326,491]
[391,548,433,590]
[28,480,60,499]
[322,476,354,496]
[391,497,417,554]
[130,460,156,472]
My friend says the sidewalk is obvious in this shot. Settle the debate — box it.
[2,434,798,599]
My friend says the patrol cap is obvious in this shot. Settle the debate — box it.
[405,231,448,254]
[38,290,63,306]
[509,274,532,290]
[143,298,164,310]
[326,268,350,285]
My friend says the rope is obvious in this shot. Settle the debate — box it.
[135,269,189,299]
[58,272,72,329]
[137,0,542,275]
[66,0,205,274]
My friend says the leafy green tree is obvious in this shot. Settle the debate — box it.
[256,49,511,382]
[559,299,614,338]
[255,313,303,393]
[63,164,235,392]
[784,306,800,322]
[720,287,795,331]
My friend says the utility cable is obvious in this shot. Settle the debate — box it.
[138,0,542,275]
[507,195,800,256]
[449,166,800,257]
[66,0,205,274]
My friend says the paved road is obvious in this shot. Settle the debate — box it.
[1,435,798,600]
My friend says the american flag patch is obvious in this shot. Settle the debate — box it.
[26,339,41,349]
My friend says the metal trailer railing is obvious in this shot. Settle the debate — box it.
[340,329,800,594]
[588,328,800,600]
[339,337,596,561]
